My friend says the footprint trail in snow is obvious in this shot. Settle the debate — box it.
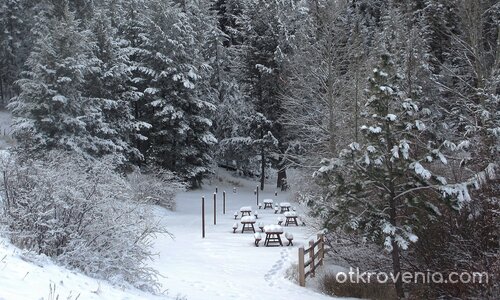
[264,248,290,287]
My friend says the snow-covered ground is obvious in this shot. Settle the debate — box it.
[0,239,168,300]
[0,169,344,300]
[150,172,343,300]
[0,110,14,149]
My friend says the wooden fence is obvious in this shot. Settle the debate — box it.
[298,233,325,287]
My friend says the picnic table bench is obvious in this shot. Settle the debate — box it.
[254,232,262,246]
[285,232,294,246]
[263,225,283,247]
[240,216,256,233]
[284,211,298,226]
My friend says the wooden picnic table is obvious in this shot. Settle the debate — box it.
[240,206,252,217]
[263,225,283,246]
[279,202,291,213]
[263,199,274,209]
[241,216,256,233]
[284,211,298,226]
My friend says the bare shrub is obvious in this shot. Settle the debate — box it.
[410,178,500,299]
[0,151,166,292]
[127,167,186,210]
[325,231,392,273]
[321,273,397,300]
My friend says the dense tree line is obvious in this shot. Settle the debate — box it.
[1,0,498,297]
[295,0,499,298]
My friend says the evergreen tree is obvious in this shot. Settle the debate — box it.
[136,0,216,186]
[115,0,151,161]
[235,0,296,190]
[314,52,460,298]
[9,1,100,157]
[211,0,244,47]
[9,0,141,164]
[0,0,26,106]
[84,11,143,164]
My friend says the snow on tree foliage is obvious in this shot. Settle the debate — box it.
[84,11,144,164]
[0,151,181,292]
[1,0,498,297]
[131,0,217,187]
[313,52,465,298]
[9,2,139,166]
[0,0,24,106]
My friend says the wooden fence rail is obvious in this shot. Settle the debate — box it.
[298,233,325,287]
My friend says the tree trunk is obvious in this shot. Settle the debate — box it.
[260,145,265,191]
[391,237,404,298]
[390,195,404,298]
[0,78,4,108]
[277,167,287,191]
[354,60,359,143]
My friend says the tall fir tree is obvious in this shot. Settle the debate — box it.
[9,0,100,157]
[84,10,143,165]
[135,0,216,186]
[235,0,297,190]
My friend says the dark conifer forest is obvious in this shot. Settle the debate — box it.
[0,0,498,298]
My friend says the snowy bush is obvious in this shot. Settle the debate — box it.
[0,151,166,292]
[127,167,186,210]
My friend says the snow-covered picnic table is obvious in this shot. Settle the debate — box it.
[279,202,291,213]
[262,199,274,209]
[263,225,284,247]
[240,206,252,217]
[283,211,298,226]
[240,216,256,233]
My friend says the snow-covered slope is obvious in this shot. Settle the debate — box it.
[0,239,169,300]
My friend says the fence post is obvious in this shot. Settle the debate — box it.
[202,196,205,238]
[298,246,305,287]
[213,193,217,225]
[309,240,315,277]
[223,191,226,214]
[256,185,259,206]
[317,233,324,266]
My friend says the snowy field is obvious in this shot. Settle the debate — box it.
[150,172,343,300]
[0,168,346,300]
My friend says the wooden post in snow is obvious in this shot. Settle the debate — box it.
[317,233,325,266]
[202,196,205,238]
[298,246,305,287]
[223,191,226,214]
[256,185,259,206]
[309,240,315,277]
[213,193,217,225]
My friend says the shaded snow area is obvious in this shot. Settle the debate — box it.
[0,111,11,133]
[1,170,346,300]
[0,111,14,149]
